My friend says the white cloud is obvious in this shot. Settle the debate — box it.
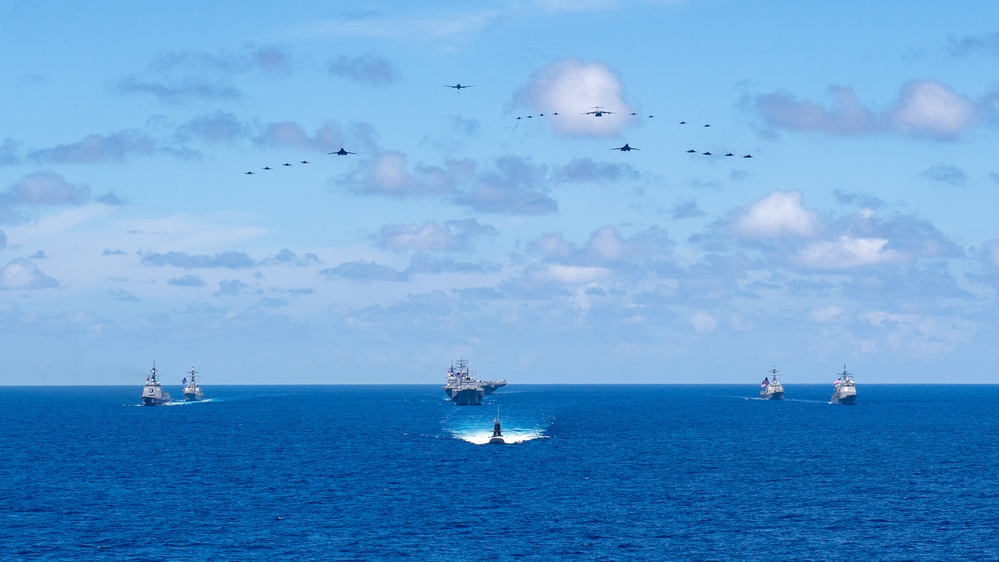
[0,258,58,290]
[794,236,902,269]
[750,79,989,139]
[808,305,844,324]
[729,191,820,239]
[533,264,611,285]
[889,80,976,137]
[512,58,634,137]
[690,311,717,332]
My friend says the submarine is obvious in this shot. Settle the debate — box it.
[488,408,505,444]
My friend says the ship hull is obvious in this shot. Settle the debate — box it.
[452,388,484,406]
[831,394,857,405]
[141,396,171,406]
[183,392,204,402]
[760,391,784,400]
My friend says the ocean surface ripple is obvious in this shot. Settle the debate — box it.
[1,384,997,560]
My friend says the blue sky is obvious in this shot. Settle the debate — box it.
[2,0,998,385]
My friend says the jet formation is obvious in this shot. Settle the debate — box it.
[243,82,757,174]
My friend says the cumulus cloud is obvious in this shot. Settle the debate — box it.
[27,131,165,164]
[715,194,961,271]
[946,32,999,57]
[328,53,398,86]
[749,80,990,139]
[340,152,460,197]
[727,190,820,239]
[140,251,256,269]
[0,258,59,290]
[340,153,558,215]
[690,311,718,333]
[532,225,674,267]
[511,58,635,137]
[215,279,252,297]
[374,219,497,252]
[320,260,408,282]
[671,199,705,219]
[255,121,344,152]
[920,162,968,185]
[117,45,291,103]
[260,248,321,267]
[793,236,902,269]
[1,172,122,224]
[453,156,557,215]
[0,138,21,166]
[555,157,640,183]
[177,111,250,144]
[168,274,207,287]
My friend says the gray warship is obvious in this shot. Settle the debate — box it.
[444,359,506,399]
[182,366,205,401]
[442,359,485,405]
[759,366,785,400]
[141,363,172,406]
[831,365,857,405]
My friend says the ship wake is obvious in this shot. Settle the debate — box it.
[451,429,548,445]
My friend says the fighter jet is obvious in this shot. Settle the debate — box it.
[262,166,272,170]
[445,83,473,90]
[283,163,292,167]
[244,171,254,175]
[725,153,734,157]
[584,106,614,117]
[611,144,639,151]
[743,154,753,158]
[702,151,712,156]
[300,160,310,164]
[329,148,356,156]
[686,149,697,153]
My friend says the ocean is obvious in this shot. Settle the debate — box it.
[1,384,998,560]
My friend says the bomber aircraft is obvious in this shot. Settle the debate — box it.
[329,148,356,156]
[611,144,639,151]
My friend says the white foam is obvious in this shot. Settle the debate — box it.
[452,429,548,445]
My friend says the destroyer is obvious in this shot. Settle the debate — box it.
[443,359,485,405]
[443,359,506,397]
[182,366,205,401]
[141,363,172,406]
[759,366,785,400]
[831,365,857,405]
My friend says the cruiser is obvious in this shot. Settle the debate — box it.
[831,365,857,405]
[443,359,485,405]
[759,366,785,400]
[443,359,506,397]
[182,366,205,401]
[141,363,172,406]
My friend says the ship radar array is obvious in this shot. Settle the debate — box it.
[242,82,756,175]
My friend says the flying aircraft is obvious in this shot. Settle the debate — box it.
[262,166,272,170]
[300,160,310,164]
[244,171,254,175]
[611,144,639,151]
[743,154,753,158]
[584,106,614,117]
[725,153,734,157]
[686,149,697,153]
[329,148,356,156]
[283,163,292,166]
[702,151,712,156]
[445,83,473,90]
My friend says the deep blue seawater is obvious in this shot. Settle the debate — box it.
[2,384,999,560]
